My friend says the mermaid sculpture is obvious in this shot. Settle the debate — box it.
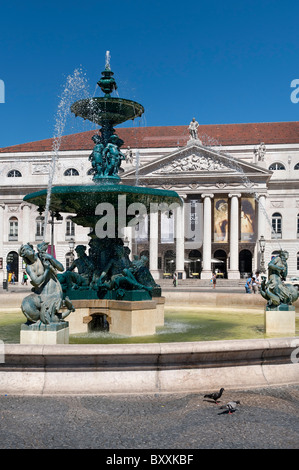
[260,250,298,308]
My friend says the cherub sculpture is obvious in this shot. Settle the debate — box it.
[19,242,75,324]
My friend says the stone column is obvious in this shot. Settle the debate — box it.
[257,194,267,273]
[149,207,159,280]
[0,204,5,284]
[257,194,267,240]
[201,194,213,279]
[175,201,186,279]
[21,203,32,244]
[228,193,241,279]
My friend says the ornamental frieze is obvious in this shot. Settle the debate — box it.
[153,153,230,174]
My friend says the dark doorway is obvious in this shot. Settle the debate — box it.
[6,251,19,282]
[213,249,227,278]
[188,249,201,278]
[88,314,109,332]
[239,249,252,278]
[164,250,176,274]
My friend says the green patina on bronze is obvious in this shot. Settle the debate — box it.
[22,54,180,309]
[260,250,298,309]
[71,61,144,183]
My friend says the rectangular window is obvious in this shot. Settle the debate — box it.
[271,218,282,238]
[36,221,44,238]
[66,220,75,237]
[9,220,18,241]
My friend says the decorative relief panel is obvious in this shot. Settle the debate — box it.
[32,163,50,175]
[270,200,284,208]
[153,153,230,174]
[7,205,20,213]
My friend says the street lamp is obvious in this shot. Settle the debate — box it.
[259,235,266,274]
[48,211,63,257]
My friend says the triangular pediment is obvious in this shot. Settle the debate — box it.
[122,141,271,182]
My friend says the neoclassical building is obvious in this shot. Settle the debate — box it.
[0,120,299,283]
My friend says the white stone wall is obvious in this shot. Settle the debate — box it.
[0,141,299,281]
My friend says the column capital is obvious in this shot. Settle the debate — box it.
[201,193,214,199]
[20,203,32,210]
[228,193,242,198]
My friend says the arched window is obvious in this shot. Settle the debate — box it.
[7,169,22,177]
[294,163,299,170]
[35,216,45,240]
[9,217,18,241]
[269,162,286,170]
[64,168,79,176]
[271,212,282,238]
[65,216,75,237]
[87,168,94,175]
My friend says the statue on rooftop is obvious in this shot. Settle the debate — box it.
[188,117,200,140]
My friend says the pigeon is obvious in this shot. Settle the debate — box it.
[219,400,241,414]
[204,387,224,404]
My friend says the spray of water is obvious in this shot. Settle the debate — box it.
[105,50,111,70]
[43,68,90,239]
[135,150,140,186]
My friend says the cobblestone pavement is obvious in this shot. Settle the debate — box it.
[0,385,298,450]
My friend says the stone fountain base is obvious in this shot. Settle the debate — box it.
[20,321,69,345]
[68,297,165,337]
[264,305,296,335]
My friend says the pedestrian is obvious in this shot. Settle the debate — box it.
[173,272,177,287]
[252,273,261,294]
[11,272,16,285]
[22,270,28,285]
[212,272,216,289]
[245,276,252,293]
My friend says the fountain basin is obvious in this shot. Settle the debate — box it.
[24,184,182,227]
[71,97,144,126]
[1,337,298,395]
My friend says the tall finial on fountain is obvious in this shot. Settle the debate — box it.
[105,51,111,70]
[97,51,117,97]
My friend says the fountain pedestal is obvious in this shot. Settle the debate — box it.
[68,297,165,337]
[20,322,69,345]
[264,306,296,335]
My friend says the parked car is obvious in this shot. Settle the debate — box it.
[285,277,299,290]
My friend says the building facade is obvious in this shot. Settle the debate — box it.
[0,121,299,283]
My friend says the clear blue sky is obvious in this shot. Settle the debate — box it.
[0,0,298,148]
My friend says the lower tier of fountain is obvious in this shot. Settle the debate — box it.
[1,336,298,395]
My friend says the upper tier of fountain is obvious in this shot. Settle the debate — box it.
[70,62,144,129]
